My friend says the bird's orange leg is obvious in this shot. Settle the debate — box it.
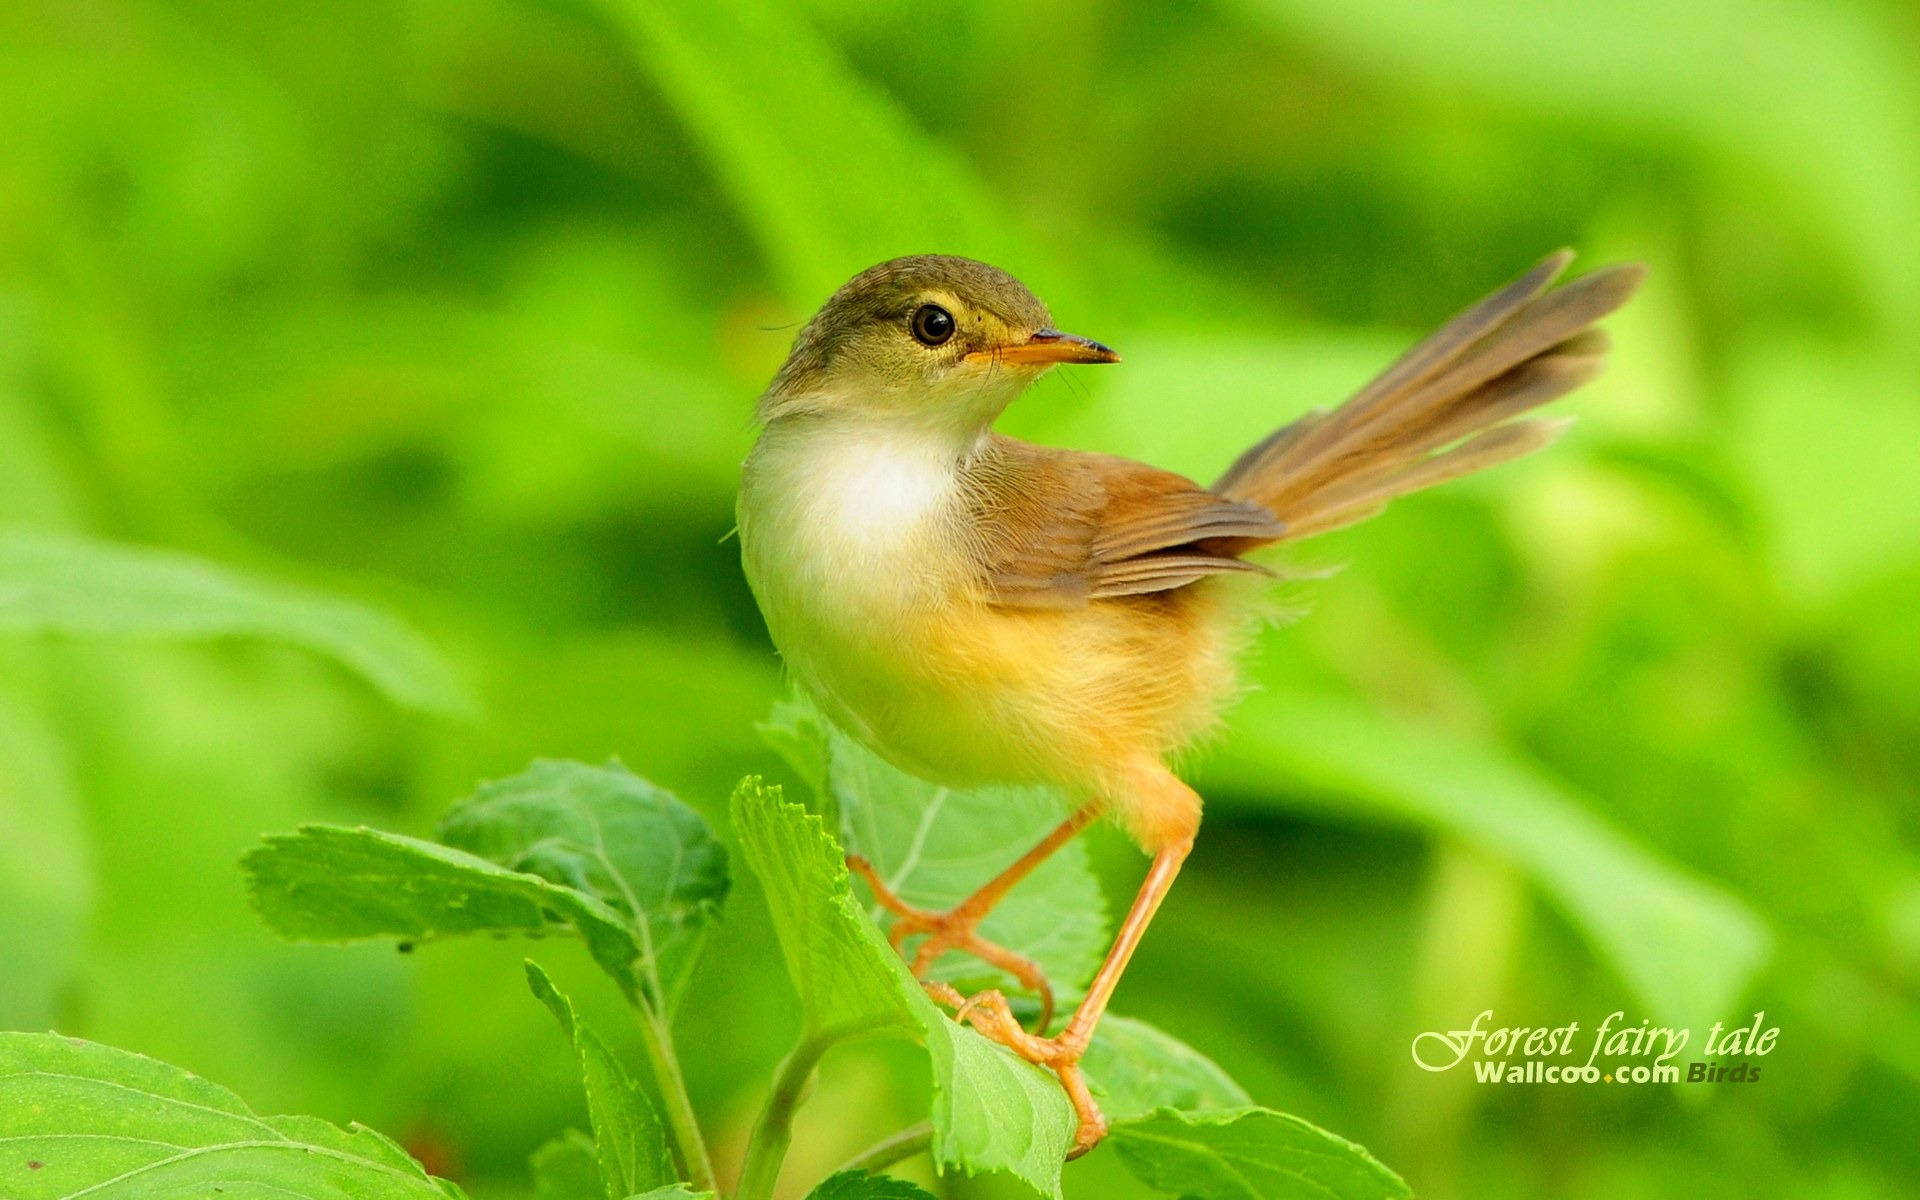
[848,803,1099,1031]
[940,835,1192,1157]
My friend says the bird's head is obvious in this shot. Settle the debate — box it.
[758,254,1119,433]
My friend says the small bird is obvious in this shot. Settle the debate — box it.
[737,250,1643,1155]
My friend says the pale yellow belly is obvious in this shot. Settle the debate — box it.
[768,580,1245,799]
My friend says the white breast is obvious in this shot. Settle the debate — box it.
[738,419,972,669]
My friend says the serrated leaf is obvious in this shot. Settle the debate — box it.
[244,761,728,1010]
[527,962,675,1199]
[806,1169,938,1200]
[1080,1016,1252,1124]
[0,1030,463,1199]
[532,1129,604,1200]
[730,774,919,1041]
[1204,691,1772,1036]
[0,531,472,716]
[1108,1107,1409,1200]
[757,695,834,825]
[444,760,730,1009]
[243,823,648,1000]
[731,777,1074,1198]
[760,697,1108,1005]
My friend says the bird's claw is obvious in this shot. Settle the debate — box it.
[927,986,1108,1157]
[847,854,1057,1030]
[849,854,1103,1155]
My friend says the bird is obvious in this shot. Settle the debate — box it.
[736,249,1644,1155]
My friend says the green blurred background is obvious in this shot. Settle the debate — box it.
[3,0,1919,1197]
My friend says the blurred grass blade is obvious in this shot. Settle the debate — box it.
[0,1031,464,1198]
[1227,0,1920,340]
[1108,1108,1409,1200]
[1204,692,1773,1033]
[597,0,1018,300]
[0,692,91,1028]
[444,760,731,1011]
[0,532,472,717]
[1729,338,1920,605]
[760,697,1109,1003]
[527,963,676,1199]
[731,777,1074,1198]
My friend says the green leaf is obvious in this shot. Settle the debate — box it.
[243,823,649,1000]
[806,1169,938,1200]
[597,0,1017,302]
[1108,1107,1409,1200]
[628,1188,716,1200]
[444,760,730,1009]
[730,774,919,1041]
[244,761,728,1009]
[0,1030,463,1199]
[527,962,676,1200]
[1204,691,1772,1035]
[730,777,1074,1198]
[0,532,473,716]
[759,697,1108,1005]
[532,1130,604,1200]
[1079,1016,1252,1125]
[757,694,835,825]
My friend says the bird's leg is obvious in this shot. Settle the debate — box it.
[848,803,1099,1031]
[940,834,1194,1158]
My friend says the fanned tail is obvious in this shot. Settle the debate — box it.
[1213,250,1646,540]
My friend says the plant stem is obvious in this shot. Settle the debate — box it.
[835,1120,934,1176]
[634,1003,717,1193]
[736,1033,833,1200]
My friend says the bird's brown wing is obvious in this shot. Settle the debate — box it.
[963,436,1285,610]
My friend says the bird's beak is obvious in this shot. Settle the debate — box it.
[968,328,1121,365]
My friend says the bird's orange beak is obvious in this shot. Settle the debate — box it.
[968,328,1121,365]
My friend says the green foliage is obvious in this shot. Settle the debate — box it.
[0,1031,462,1199]
[1082,1017,1253,1124]
[244,822,648,1000]
[0,695,89,1028]
[527,963,676,1199]
[1207,691,1771,1035]
[445,761,731,1011]
[0,532,472,716]
[730,776,1074,1194]
[243,760,727,1009]
[762,697,1108,1003]
[4,0,1916,1195]
[532,1131,604,1200]
[729,770,1363,1199]
[1108,1109,1410,1200]
[599,0,1017,300]
[807,1170,939,1200]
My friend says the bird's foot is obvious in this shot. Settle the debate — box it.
[848,854,1057,1030]
[926,985,1108,1158]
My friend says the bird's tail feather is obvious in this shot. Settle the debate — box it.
[1213,251,1645,540]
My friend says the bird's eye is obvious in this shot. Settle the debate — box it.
[910,304,956,347]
